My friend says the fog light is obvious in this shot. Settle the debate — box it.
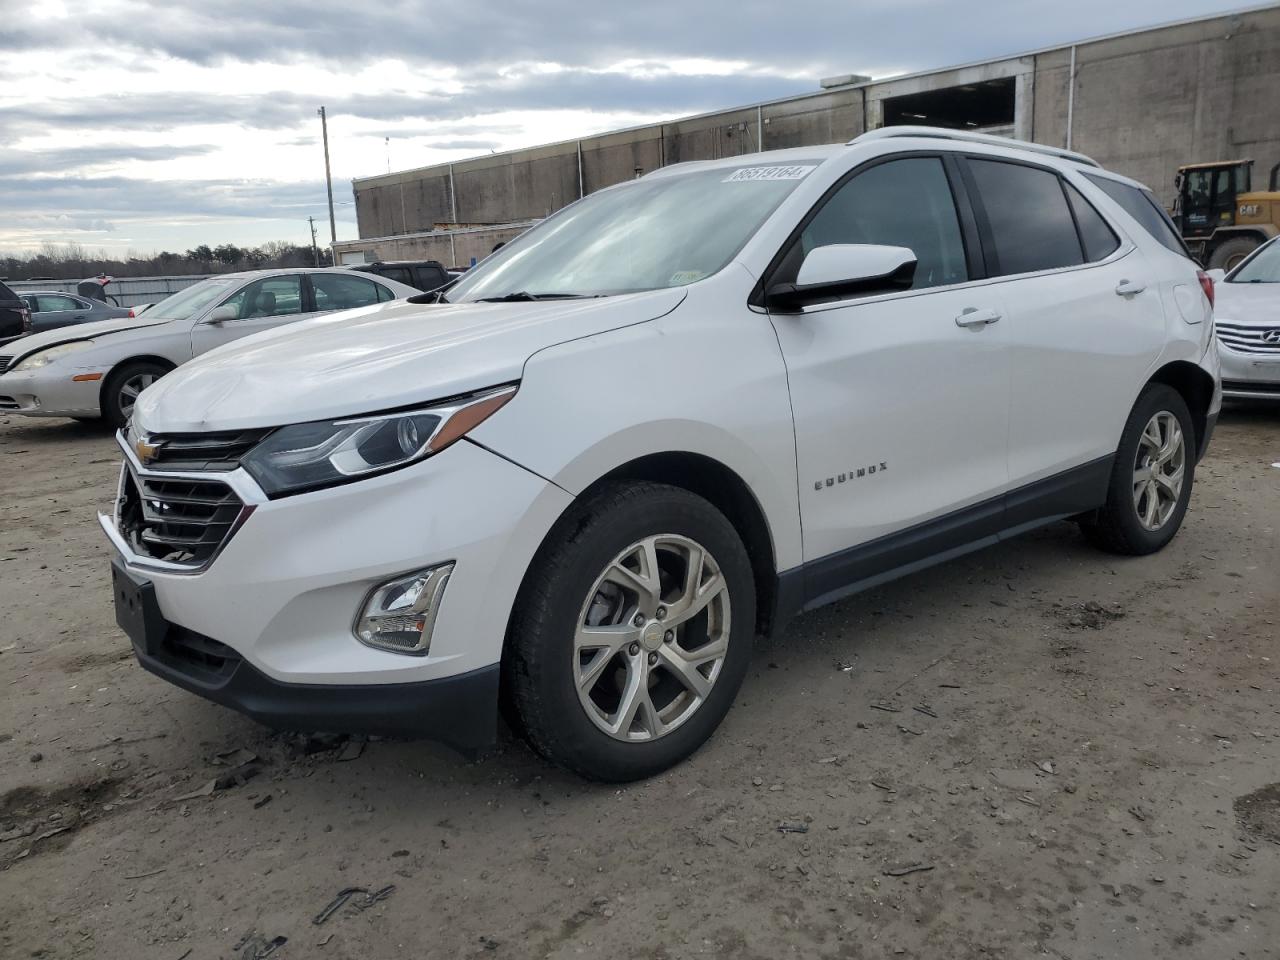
[354,563,454,656]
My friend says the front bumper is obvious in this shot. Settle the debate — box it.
[115,558,499,751]
[0,367,102,416]
[1218,343,1280,400]
[103,433,573,747]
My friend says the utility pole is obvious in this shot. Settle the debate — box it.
[307,216,320,267]
[318,106,337,245]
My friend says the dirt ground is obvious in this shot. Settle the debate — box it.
[1,407,1277,960]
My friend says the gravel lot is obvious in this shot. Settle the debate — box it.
[1,409,1277,960]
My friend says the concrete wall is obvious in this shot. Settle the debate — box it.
[347,5,1280,256]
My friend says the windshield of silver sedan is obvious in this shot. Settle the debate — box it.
[142,278,237,320]
[1230,241,1280,283]
[447,162,820,302]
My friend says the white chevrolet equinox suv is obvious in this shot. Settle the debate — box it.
[104,128,1221,781]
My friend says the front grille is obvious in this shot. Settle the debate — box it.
[129,426,272,471]
[1216,322,1280,354]
[1222,379,1280,395]
[118,469,247,566]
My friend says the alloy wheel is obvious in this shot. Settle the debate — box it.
[1132,411,1185,531]
[574,534,731,742]
[118,372,158,420]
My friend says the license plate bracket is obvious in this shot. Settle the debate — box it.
[111,558,167,655]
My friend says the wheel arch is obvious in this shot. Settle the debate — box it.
[1145,360,1214,461]
[585,452,786,637]
[99,355,178,416]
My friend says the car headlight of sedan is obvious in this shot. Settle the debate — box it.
[241,384,517,497]
[10,340,95,372]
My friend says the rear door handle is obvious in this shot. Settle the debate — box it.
[955,307,1001,329]
[1115,279,1146,296]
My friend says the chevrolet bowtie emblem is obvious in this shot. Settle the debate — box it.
[134,439,160,463]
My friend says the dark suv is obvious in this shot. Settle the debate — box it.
[350,260,451,292]
[0,281,32,345]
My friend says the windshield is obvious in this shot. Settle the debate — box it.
[1230,241,1280,283]
[448,162,821,301]
[143,278,237,320]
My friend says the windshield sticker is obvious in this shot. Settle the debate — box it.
[722,164,817,183]
[669,270,707,285]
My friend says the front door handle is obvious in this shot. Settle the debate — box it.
[1115,279,1146,296]
[955,307,1001,329]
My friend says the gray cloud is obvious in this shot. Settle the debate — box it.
[0,144,216,177]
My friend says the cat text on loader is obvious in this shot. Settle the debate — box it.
[1173,159,1280,270]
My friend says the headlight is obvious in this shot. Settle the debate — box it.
[241,384,517,497]
[10,341,95,372]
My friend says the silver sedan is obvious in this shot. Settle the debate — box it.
[18,291,133,335]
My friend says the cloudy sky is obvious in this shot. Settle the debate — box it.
[0,0,1251,255]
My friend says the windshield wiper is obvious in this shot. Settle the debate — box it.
[474,291,598,302]
[406,289,450,304]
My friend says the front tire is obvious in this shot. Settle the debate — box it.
[506,482,755,782]
[102,361,169,429]
[1080,384,1195,555]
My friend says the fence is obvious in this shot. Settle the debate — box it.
[5,274,211,308]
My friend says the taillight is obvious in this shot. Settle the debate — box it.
[1196,270,1215,309]
[20,307,31,331]
[127,309,136,318]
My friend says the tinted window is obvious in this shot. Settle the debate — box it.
[1085,174,1188,257]
[1064,183,1120,262]
[969,159,1082,275]
[312,274,382,311]
[375,283,397,302]
[219,276,303,319]
[379,266,414,285]
[790,156,968,290]
[36,294,82,312]
[414,266,447,290]
[0,281,17,301]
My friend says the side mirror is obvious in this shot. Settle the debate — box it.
[765,244,917,312]
[1205,268,1227,283]
[207,304,239,323]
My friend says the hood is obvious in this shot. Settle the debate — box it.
[134,289,686,433]
[1214,282,1280,325]
[3,314,175,361]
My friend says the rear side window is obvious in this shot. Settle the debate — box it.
[1065,183,1120,262]
[375,283,397,302]
[968,159,1082,275]
[1084,174,1188,257]
[414,266,447,290]
[379,266,414,286]
[0,281,16,301]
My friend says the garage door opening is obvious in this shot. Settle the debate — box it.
[883,77,1016,135]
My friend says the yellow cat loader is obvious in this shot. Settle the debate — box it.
[1173,159,1280,270]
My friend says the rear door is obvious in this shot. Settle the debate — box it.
[961,157,1167,505]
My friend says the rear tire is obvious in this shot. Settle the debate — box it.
[506,482,755,782]
[1080,384,1195,555]
[102,361,169,429]
[1208,236,1259,272]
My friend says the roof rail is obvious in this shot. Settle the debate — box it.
[850,126,1100,168]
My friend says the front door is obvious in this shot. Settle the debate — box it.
[190,274,311,356]
[765,154,1010,603]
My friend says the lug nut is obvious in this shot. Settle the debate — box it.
[664,630,674,643]
[648,652,657,666]
[656,606,667,619]
[632,613,645,627]
[629,643,640,656]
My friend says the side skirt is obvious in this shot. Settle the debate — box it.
[773,455,1113,623]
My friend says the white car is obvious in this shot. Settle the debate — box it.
[1209,236,1280,400]
[103,128,1220,781]
[0,269,419,427]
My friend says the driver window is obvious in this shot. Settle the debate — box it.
[778,156,969,291]
[218,276,303,319]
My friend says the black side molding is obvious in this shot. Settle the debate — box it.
[773,455,1114,622]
